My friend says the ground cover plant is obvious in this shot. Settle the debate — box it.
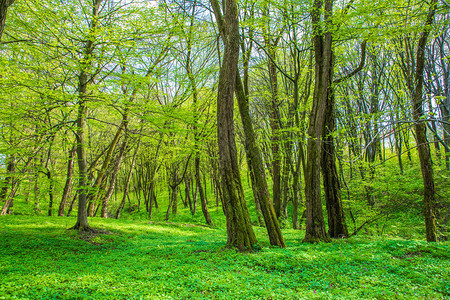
[1,0,450,298]
[0,215,448,300]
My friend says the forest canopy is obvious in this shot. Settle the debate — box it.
[0,0,449,249]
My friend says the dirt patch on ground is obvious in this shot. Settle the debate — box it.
[74,228,115,245]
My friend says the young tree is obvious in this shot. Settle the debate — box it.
[411,0,439,242]
[71,0,104,231]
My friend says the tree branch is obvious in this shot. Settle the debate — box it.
[334,41,367,85]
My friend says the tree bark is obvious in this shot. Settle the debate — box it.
[321,91,348,238]
[0,0,14,42]
[0,180,18,215]
[268,50,282,218]
[72,88,90,231]
[411,0,438,242]
[210,0,257,251]
[101,138,127,218]
[71,0,103,231]
[303,0,332,243]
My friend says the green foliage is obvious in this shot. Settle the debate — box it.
[0,216,448,299]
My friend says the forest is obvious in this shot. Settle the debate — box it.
[0,0,449,299]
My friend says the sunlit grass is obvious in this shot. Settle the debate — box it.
[0,215,448,299]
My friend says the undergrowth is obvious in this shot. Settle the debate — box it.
[0,215,448,299]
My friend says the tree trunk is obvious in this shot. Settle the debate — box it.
[247,159,264,227]
[196,157,212,225]
[268,55,282,218]
[0,180,18,215]
[87,121,124,216]
[439,97,450,171]
[67,192,77,217]
[411,0,438,242]
[72,89,90,231]
[0,155,14,202]
[71,0,103,231]
[322,91,348,238]
[0,0,14,42]
[210,0,257,251]
[46,168,54,217]
[303,0,333,243]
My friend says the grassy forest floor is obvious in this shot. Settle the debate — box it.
[0,213,449,300]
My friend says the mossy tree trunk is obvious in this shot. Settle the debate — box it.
[210,0,285,248]
[303,0,333,243]
[210,0,257,251]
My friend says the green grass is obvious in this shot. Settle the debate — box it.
[0,215,448,299]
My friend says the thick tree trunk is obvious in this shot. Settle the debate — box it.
[322,92,348,238]
[247,160,264,227]
[210,0,257,251]
[411,0,438,242]
[303,0,333,243]
[0,0,14,42]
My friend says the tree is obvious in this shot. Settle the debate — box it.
[303,0,333,243]
[71,0,104,231]
[210,0,257,250]
[411,0,438,242]
[0,0,14,42]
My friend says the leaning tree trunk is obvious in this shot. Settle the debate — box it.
[210,0,257,251]
[101,138,127,218]
[185,10,212,224]
[196,157,212,225]
[115,136,140,219]
[411,0,438,242]
[0,180,18,215]
[87,121,124,216]
[211,0,285,248]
